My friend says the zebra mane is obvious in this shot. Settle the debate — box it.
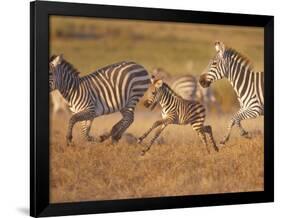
[162,82,183,99]
[224,47,254,71]
[50,55,80,76]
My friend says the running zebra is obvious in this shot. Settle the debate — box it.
[49,55,150,145]
[199,41,264,144]
[138,77,218,155]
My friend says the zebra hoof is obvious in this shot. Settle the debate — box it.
[99,135,108,143]
[66,135,74,146]
[140,150,146,156]
[242,132,252,139]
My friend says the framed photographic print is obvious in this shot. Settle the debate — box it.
[30,1,274,217]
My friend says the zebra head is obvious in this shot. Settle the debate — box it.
[49,54,79,94]
[199,41,228,88]
[144,78,164,110]
[49,54,63,92]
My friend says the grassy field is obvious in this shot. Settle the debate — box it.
[49,16,264,203]
[50,110,264,203]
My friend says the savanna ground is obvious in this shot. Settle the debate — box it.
[49,16,264,203]
[50,110,264,203]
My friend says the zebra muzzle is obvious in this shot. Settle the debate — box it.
[199,76,211,88]
[143,99,152,108]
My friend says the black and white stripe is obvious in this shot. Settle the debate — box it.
[199,41,264,144]
[49,55,150,145]
[138,78,218,154]
[171,75,197,100]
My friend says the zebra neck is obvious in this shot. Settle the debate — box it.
[58,76,80,102]
[225,66,254,102]
[159,86,178,109]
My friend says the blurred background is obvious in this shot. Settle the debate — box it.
[50,16,264,112]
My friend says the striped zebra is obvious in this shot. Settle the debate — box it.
[49,55,150,145]
[137,77,218,155]
[199,41,264,145]
[152,68,221,113]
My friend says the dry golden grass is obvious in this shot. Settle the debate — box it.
[50,109,264,203]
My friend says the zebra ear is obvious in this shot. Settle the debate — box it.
[52,54,63,66]
[214,41,225,57]
[154,79,163,88]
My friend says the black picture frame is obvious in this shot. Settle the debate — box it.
[30,1,274,217]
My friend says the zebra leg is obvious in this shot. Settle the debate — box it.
[99,108,134,144]
[141,124,168,155]
[111,109,135,143]
[236,121,251,138]
[221,107,261,144]
[203,125,219,152]
[235,107,262,138]
[220,119,235,145]
[196,128,210,154]
[190,119,210,153]
[99,132,111,143]
[66,110,96,146]
[81,120,95,142]
[137,120,165,144]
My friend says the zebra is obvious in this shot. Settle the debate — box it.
[199,41,264,145]
[170,75,198,100]
[137,77,218,155]
[49,54,150,145]
[152,68,221,113]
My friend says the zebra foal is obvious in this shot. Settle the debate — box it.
[138,77,218,155]
[49,55,150,145]
[199,41,264,145]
